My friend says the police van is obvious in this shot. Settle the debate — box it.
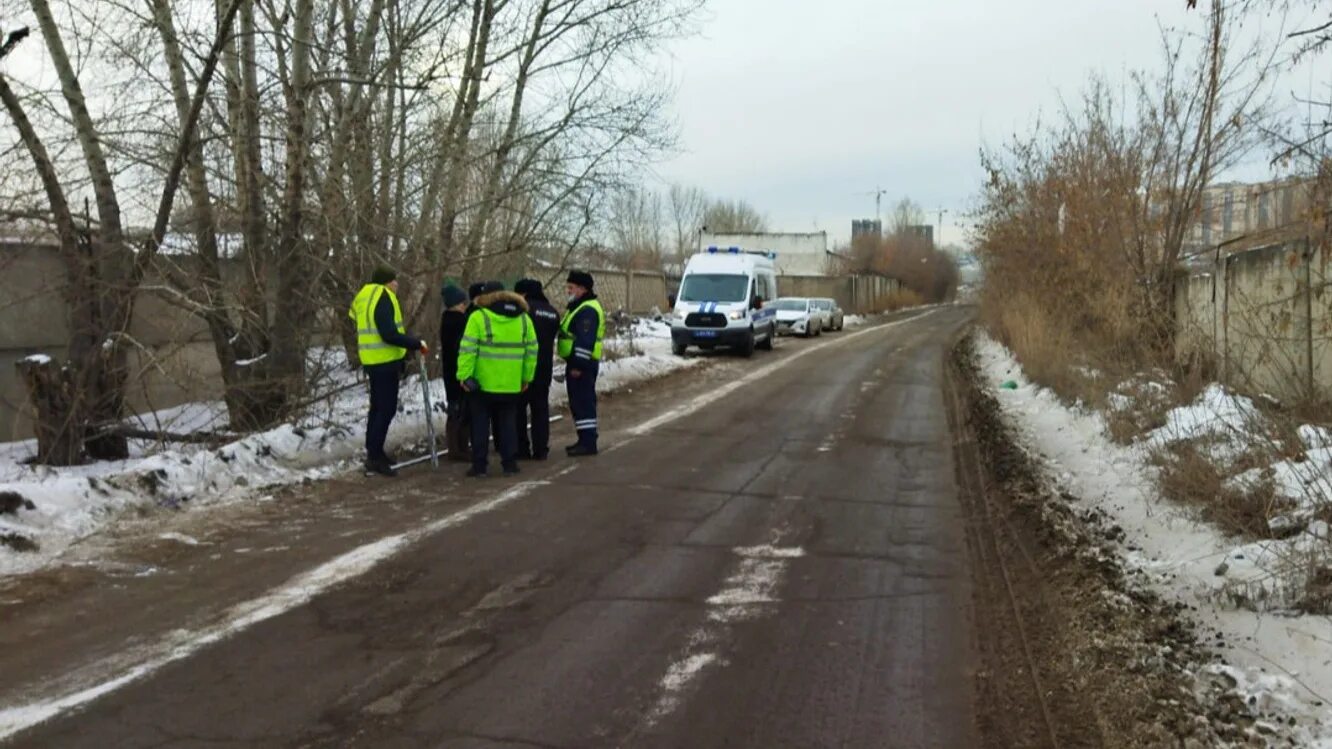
[671,246,779,357]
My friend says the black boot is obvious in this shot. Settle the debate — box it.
[365,457,399,477]
[566,444,598,457]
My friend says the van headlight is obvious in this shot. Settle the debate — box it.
[728,309,744,320]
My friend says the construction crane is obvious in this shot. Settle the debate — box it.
[859,186,889,225]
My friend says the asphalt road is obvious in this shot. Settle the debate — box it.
[0,306,977,748]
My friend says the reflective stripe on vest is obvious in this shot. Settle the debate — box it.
[348,284,406,365]
[461,313,533,361]
[460,309,537,393]
[557,298,605,361]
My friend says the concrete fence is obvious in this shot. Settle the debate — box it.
[777,274,902,314]
[0,243,228,442]
[1175,239,1332,402]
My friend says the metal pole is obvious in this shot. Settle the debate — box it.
[418,356,439,469]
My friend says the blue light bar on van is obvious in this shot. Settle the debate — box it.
[728,246,740,253]
[706,245,717,253]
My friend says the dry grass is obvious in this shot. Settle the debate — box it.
[867,289,925,313]
[1149,441,1289,539]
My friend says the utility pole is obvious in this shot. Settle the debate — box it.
[936,207,949,249]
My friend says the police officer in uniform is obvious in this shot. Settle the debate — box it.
[559,270,605,457]
[348,265,427,477]
[457,286,538,477]
[513,278,560,460]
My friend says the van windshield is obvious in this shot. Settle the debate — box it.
[770,299,808,311]
[679,274,749,302]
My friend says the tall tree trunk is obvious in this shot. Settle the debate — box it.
[263,0,318,424]
[0,73,104,464]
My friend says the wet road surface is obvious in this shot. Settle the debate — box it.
[0,306,977,748]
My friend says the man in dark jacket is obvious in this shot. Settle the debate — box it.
[513,278,560,459]
[439,283,470,462]
[348,265,426,477]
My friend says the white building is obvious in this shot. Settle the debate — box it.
[698,231,833,276]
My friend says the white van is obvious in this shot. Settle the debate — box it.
[671,247,779,357]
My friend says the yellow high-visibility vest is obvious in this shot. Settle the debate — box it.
[348,284,406,366]
[558,298,605,361]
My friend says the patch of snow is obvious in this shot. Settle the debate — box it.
[157,532,201,546]
[1147,384,1265,466]
[643,539,800,728]
[976,332,1332,744]
[234,354,267,367]
[21,354,51,365]
[658,652,718,694]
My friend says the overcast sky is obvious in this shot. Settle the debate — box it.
[651,0,1208,248]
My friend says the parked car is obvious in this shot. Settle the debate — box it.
[812,298,844,331]
[771,297,821,337]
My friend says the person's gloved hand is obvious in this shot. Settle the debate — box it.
[462,378,480,392]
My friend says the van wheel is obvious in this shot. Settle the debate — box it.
[738,330,756,358]
[672,340,687,356]
[757,326,773,351]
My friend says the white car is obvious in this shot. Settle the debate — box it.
[771,297,821,337]
[811,298,844,331]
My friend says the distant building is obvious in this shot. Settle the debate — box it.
[906,225,934,247]
[851,219,882,241]
[1184,177,1313,253]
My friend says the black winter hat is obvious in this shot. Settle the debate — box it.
[514,278,543,297]
[441,284,467,308]
[567,270,594,290]
[468,282,486,300]
[370,265,397,285]
[482,280,505,293]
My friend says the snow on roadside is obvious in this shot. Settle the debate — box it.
[975,332,1332,746]
[0,320,698,576]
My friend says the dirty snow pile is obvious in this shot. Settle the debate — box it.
[0,321,699,576]
[976,333,1332,746]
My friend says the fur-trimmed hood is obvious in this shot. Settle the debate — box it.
[476,290,529,318]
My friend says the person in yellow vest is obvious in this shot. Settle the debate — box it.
[457,282,538,477]
[559,270,605,456]
[348,265,427,477]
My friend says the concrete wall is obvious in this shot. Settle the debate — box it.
[776,274,901,314]
[1174,239,1332,402]
[532,267,671,316]
[0,243,225,441]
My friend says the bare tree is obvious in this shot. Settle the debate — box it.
[1,0,241,463]
[888,197,926,235]
[667,183,707,268]
[702,198,767,233]
[606,186,664,270]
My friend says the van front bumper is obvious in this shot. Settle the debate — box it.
[671,325,752,348]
